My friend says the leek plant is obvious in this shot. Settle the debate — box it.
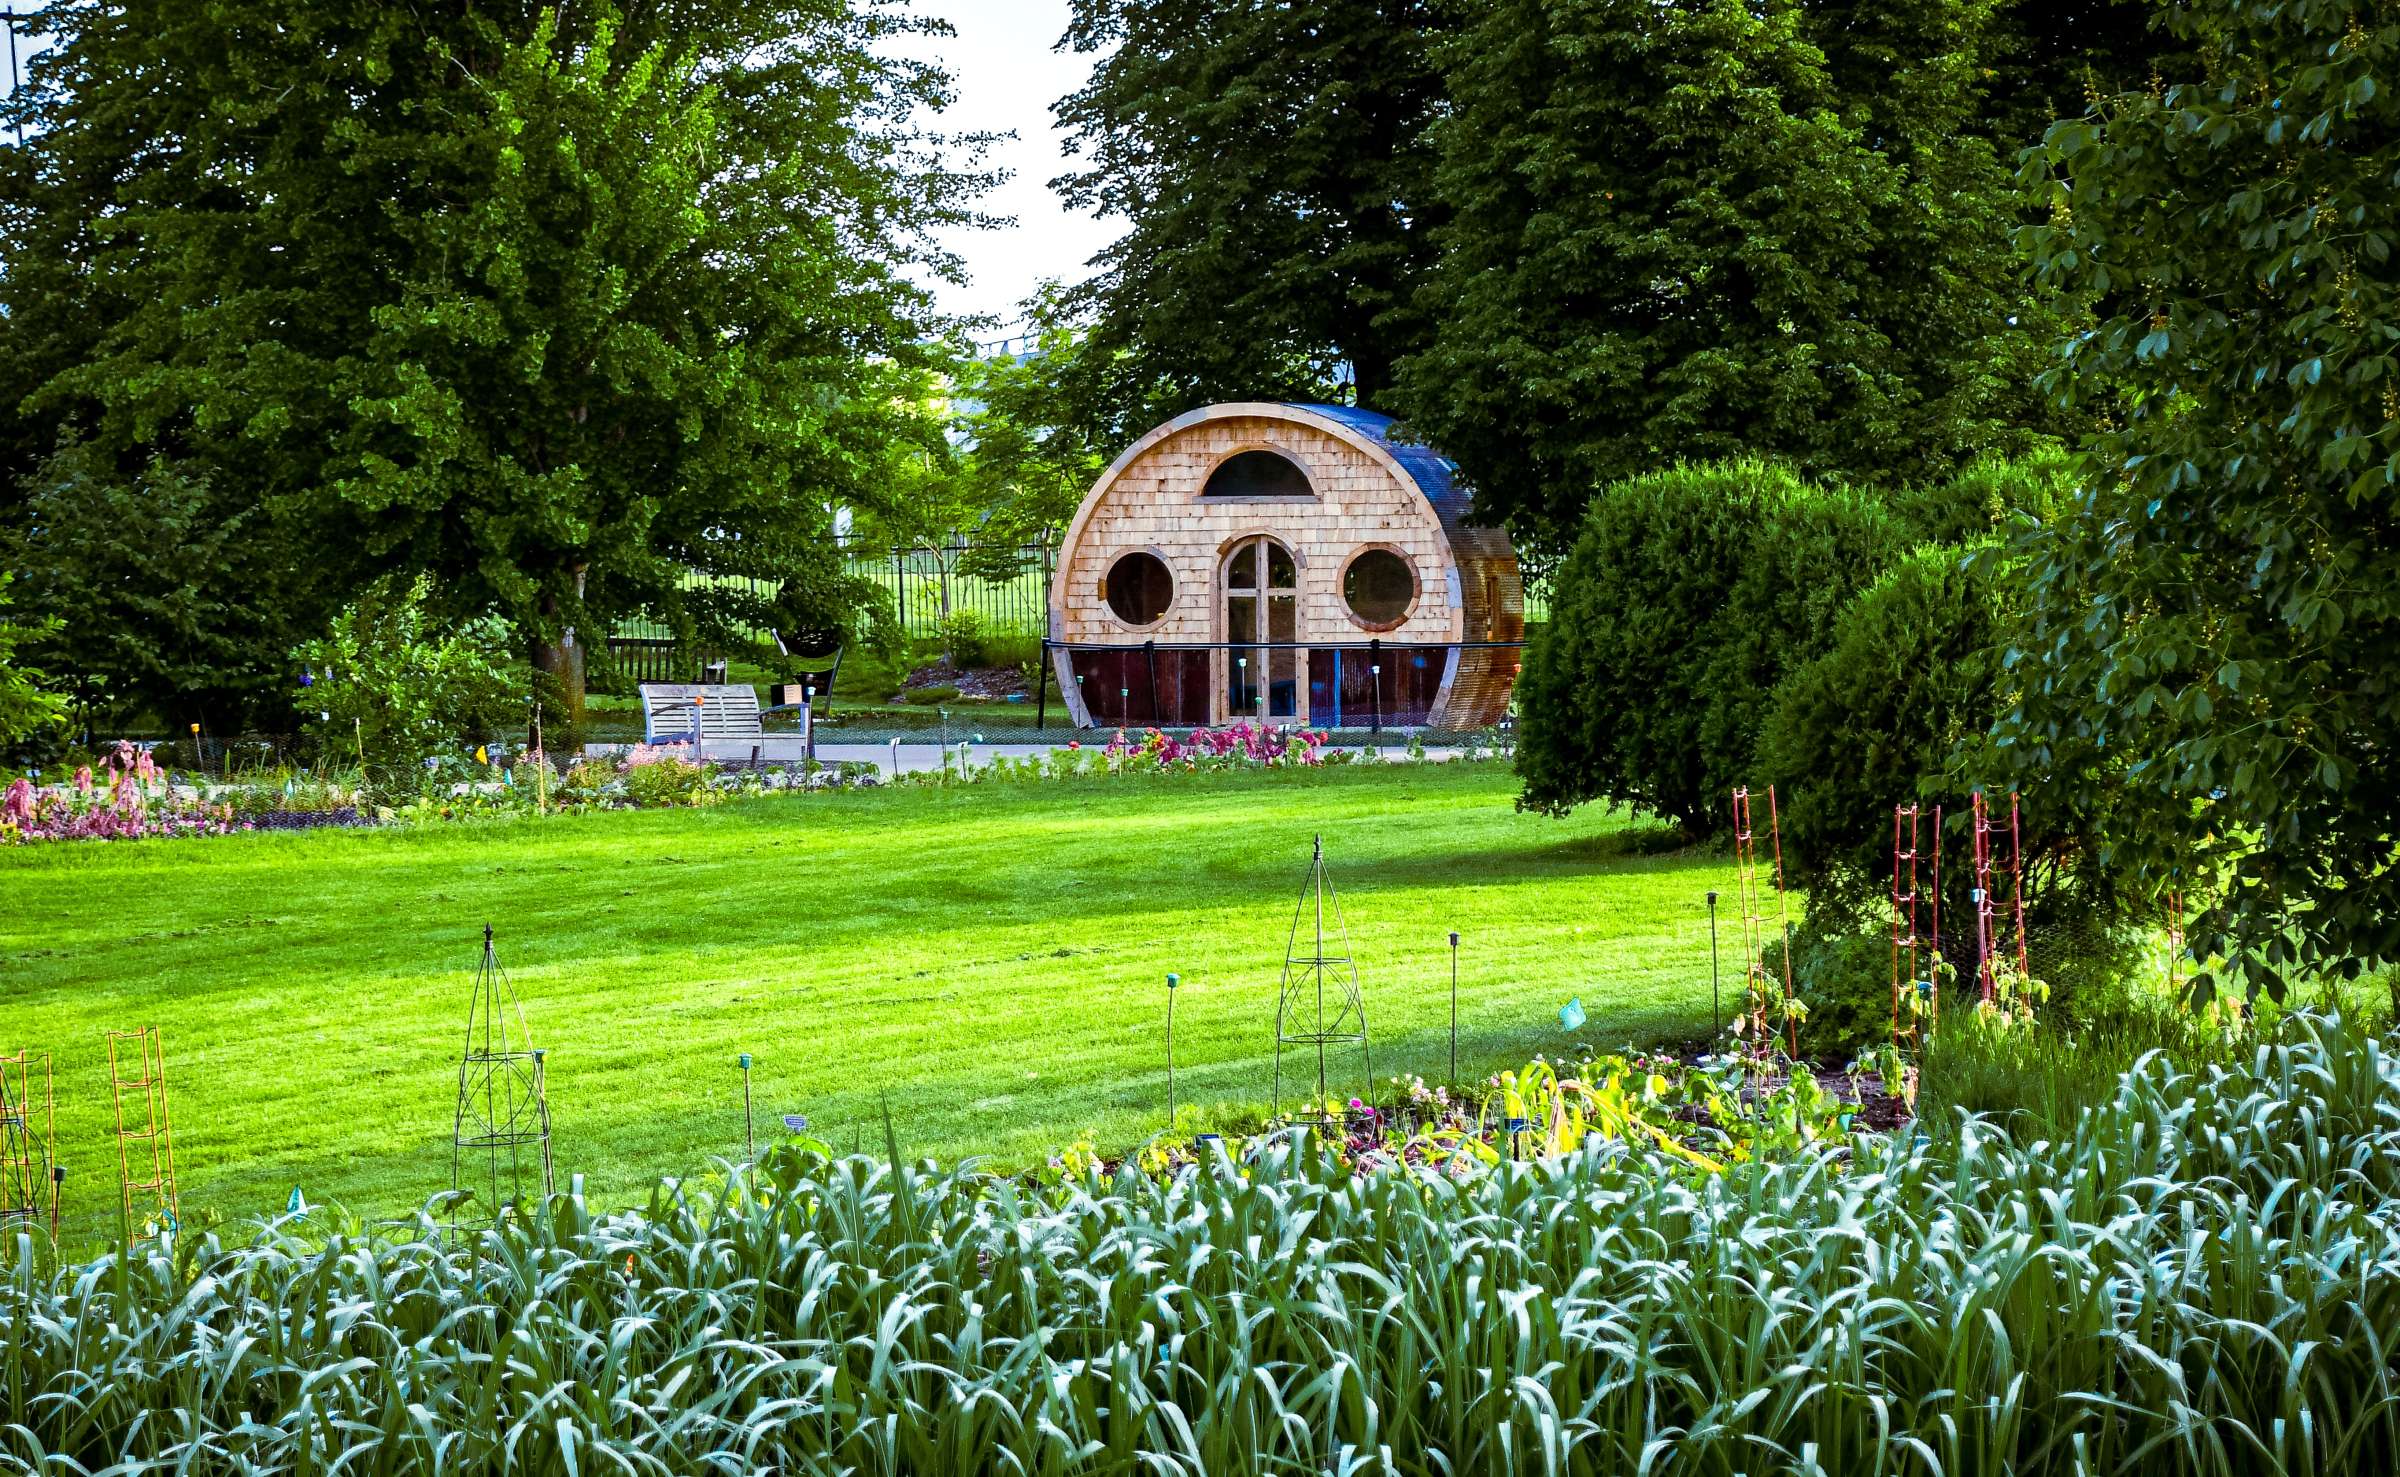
[2,1015,2397,1474]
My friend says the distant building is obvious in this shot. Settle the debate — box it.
[1047,402,1523,731]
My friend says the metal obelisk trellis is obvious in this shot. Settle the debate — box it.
[1,1050,57,1239]
[106,1028,178,1233]
[452,925,554,1216]
[1273,836,1369,1120]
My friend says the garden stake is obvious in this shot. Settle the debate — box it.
[1164,974,1178,1122]
[1705,891,1721,1042]
[738,1053,754,1164]
[1447,930,1460,1083]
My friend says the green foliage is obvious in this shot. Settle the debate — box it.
[3,446,326,731]
[1515,460,1906,828]
[2005,0,2400,1000]
[6,1015,2400,1470]
[937,610,991,669]
[0,573,66,751]
[1391,0,2059,558]
[293,576,519,780]
[948,297,1110,574]
[1052,0,1450,435]
[0,0,986,717]
[615,749,720,810]
[1773,898,1897,1058]
[1759,544,2008,893]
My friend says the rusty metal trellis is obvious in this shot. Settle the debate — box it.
[1890,804,1926,1052]
[1,1050,58,1239]
[1971,790,2030,1002]
[1731,786,1798,1058]
[452,924,555,1217]
[106,1028,179,1233]
[1273,835,1369,1121]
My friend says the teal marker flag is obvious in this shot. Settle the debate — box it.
[1559,997,1587,1032]
[287,1187,307,1215]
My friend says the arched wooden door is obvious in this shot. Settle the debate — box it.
[1220,534,1302,722]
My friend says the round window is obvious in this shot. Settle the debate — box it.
[1104,551,1174,626]
[1343,549,1415,626]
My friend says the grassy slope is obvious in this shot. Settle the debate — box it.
[1,764,1734,1236]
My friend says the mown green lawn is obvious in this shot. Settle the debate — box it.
[1,762,1735,1239]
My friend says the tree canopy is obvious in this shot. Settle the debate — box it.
[1051,0,1450,445]
[0,0,989,724]
[2000,0,2400,999]
[1387,0,2061,561]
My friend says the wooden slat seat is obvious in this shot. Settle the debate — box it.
[639,683,765,744]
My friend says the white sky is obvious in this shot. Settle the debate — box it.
[1,2,1117,337]
[909,0,1120,335]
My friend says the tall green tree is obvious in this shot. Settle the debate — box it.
[1390,0,2059,561]
[0,572,66,751]
[2002,0,2400,999]
[0,1,987,722]
[1052,0,1450,443]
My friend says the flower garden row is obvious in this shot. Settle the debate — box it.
[1,723,1389,844]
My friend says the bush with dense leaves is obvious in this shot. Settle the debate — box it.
[293,575,520,782]
[1515,460,1906,828]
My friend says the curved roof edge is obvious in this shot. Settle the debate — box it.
[1278,403,1474,531]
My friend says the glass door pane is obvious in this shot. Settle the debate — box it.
[1227,591,1258,713]
[1268,593,1297,718]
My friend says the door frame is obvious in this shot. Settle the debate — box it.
[1213,532,1308,726]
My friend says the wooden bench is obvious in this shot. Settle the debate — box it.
[637,683,818,765]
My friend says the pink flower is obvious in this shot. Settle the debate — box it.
[3,778,32,826]
[72,766,93,795]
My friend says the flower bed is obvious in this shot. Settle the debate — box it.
[1,744,267,843]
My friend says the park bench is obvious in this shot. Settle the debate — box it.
[638,682,812,761]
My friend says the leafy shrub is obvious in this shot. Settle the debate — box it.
[0,572,67,753]
[294,575,519,782]
[1885,447,2075,548]
[938,609,991,668]
[1757,543,2005,894]
[616,746,718,808]
[1516,460,1906,828]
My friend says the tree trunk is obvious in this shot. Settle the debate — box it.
[531,630,586,727]
[532,572,588,729]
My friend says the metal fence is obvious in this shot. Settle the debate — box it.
[613,542,1056,647]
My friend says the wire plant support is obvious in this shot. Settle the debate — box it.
[0,1049,58,1239]
[452,924,555,1218]
[106,1027,179,1234]
[1273,835,1370,1122]
[1730,787,1799,1058]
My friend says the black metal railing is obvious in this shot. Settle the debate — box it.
[1034,638,1526,734]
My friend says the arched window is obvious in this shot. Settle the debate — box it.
[1201,449,1312,499]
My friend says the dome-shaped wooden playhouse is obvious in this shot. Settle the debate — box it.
[1045,402,1523,731]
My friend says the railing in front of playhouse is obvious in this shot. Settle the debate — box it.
[1034,638,1529,737]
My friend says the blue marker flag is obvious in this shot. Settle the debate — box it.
[1559,996,1587,1032]
[783,1114,810,1132]
[287,1186,307,1215]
